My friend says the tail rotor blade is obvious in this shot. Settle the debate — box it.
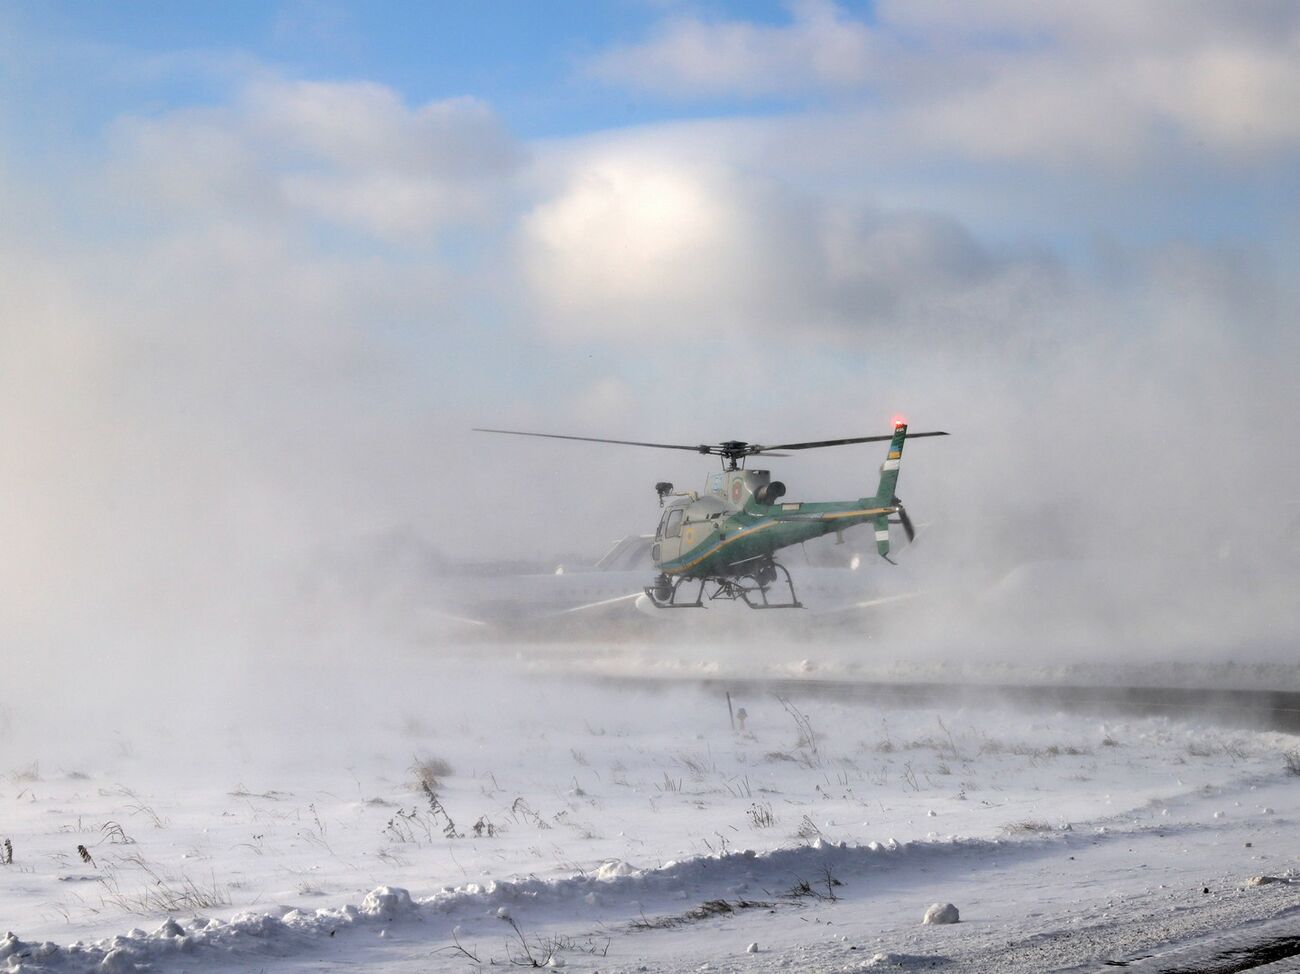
[893,497,916,543]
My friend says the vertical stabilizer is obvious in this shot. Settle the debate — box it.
[870,420,908,560]
[873,421,908,507]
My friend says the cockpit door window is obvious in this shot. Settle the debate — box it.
[664,508,683,539]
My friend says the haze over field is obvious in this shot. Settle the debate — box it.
[7,2,1299,668]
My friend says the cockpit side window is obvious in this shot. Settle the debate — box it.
[664,508,683,539]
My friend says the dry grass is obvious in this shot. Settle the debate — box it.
[631,898,771,930]
[747,801,776,828]
[1284,750,1300,777]
[101,872,229,913]
[409,755,453,792]
[1001,820,1055,835]
[96,853,230,914]
[8,762,41,783]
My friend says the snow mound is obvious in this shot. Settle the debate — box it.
[155,919,185,939]
[1245,874,1295,886]
[2,837,1030,972]
[360,886,418,919]
[595,859,640,880]
[859,952,953,969]
[922,902,960,925]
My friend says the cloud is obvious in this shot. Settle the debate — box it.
[902,40,1300,167]
[878,1,1299,52]
[518,144,1061,343]
[587,0,880,97]
[588,1,1300,167]
[111,79,525,239]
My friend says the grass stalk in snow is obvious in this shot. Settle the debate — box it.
[502,914,559,968]
[748,801,776,828]
[99,821,134,845]
[125,801,168,829]
[423,781,463,838]
[777,696,821,767]
[937,715,964,761]
[439,930,481,964]
[508,798,551,830]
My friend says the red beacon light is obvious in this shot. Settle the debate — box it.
[892,414,907,429]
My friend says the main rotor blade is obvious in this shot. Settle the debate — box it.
[756,430,949,452]
[474,427,948,459]
[473,428,711,454]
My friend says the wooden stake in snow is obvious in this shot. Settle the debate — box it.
[726,691,735,731]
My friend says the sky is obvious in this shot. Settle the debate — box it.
[2,1,1299,649]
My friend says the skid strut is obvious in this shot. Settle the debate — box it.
[644,561,803,610]
[644,574,706,608]
[735,560,802,609]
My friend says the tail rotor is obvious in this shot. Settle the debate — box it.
[891,497,916,544]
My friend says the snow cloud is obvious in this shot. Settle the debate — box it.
[0,75,531,647]
[2,6,1298,658]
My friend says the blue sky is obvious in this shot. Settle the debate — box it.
[6,1,830,141]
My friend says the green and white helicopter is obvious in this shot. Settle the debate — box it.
[475,419,947,610]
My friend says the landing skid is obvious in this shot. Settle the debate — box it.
[643,575,706,608]
[644,562,803,610]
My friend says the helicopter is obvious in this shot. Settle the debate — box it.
[474,419,947,609]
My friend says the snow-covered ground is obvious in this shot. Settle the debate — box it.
[1,639,1297,972]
